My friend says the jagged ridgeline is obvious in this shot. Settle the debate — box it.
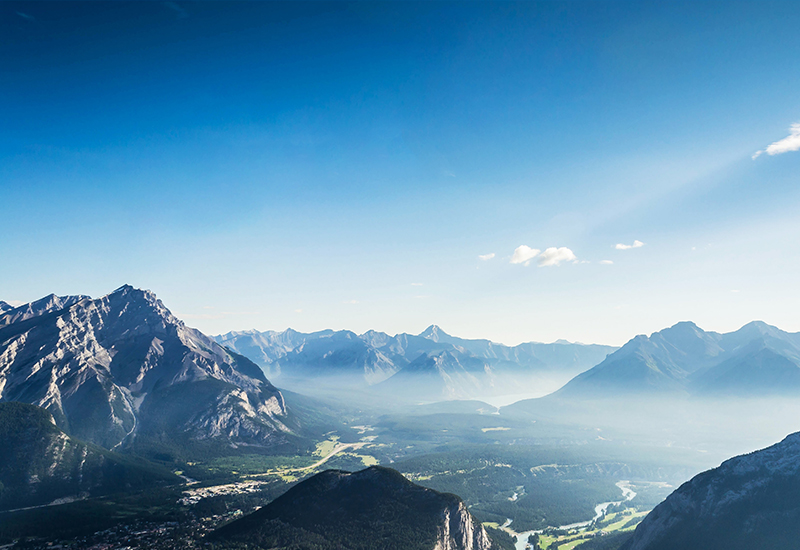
[551,320,800,399]
[0,285,294,458]
[215,324,618,402]
[211,465,498,550]
[0,402,178,511]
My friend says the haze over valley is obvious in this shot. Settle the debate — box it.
[3,286,800,549]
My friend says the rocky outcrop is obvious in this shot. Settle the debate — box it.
[0,285,290,450]
[435,500,494,550]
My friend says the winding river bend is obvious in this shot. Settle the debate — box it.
[507,480,637,550]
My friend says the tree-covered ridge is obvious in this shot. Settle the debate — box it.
[212,466,497,550]
[623,431,800,550]
[0,402,178,511]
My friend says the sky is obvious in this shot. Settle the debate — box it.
[2,1,800,346]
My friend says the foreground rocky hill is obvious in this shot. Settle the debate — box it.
[623,431,800,550]
[212,465,497,550]
[0,285,291,453]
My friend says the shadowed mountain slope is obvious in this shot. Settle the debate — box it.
[0,402,178,511]
[623,431,800,550]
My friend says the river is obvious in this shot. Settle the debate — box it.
[507,480,637,550]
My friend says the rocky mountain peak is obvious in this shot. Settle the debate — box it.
[0,285,290,451]
[421,324,449,342]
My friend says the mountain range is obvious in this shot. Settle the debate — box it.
[543,320,800,399]
[216,325,617,401]
[623,430,800,550]
[212,465,498,550]
[0,285,292,455]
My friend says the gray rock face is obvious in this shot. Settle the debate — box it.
[0,294,89,326]
[624,432,800,550]
[435,500,494,550]
[0,285,289,450]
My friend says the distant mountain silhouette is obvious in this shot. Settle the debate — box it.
[216,325,617,400]
[543,321,800,399]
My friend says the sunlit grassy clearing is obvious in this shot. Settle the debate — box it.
[313,437,340,457]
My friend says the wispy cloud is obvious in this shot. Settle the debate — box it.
[600,260,614,265]
[295,308,303,313]
[343,299,360,304]
[615,240,644,250]
[411,283,424,287]
[16,11,35,21]
[537,247,577,267]
[164,1,189,19]
[5,300,25,307]
[478,253,496,261]
[753,122,800,159]
[510,245,541,266]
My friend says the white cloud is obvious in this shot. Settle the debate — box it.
[600,260,614,265]
[537,247,577,267]
[753,122,800,159]
[615,240,644,250]
[295,308,303,313]
[343,300,360,304]
[510,245,541,266]
[6,300,24,307]
[478,253,496,261]
[411,283,423,286]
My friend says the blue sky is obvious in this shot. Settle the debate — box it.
[2,1,800,345]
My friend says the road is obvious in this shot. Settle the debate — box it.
[249,441,367,477]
